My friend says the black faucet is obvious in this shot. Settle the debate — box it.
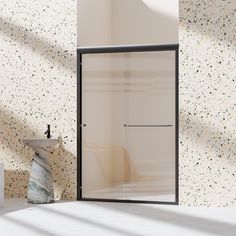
[44,124,51,139]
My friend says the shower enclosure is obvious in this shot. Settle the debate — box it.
[77,44,178,204]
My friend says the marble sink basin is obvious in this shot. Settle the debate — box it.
[23,139,59,149]
[23,138,59,204]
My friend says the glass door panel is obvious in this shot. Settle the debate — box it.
[80,46,178,203]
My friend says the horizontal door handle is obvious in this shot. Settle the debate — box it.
[124,124,173,127]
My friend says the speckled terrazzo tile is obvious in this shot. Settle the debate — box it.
[0,0,76,200]
[1,0,236,206]
[179,0,236,206]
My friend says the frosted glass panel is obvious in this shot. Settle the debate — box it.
[81,50,176,202]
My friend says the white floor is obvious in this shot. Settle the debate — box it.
[84,178,175,202]
[1,199,236,236]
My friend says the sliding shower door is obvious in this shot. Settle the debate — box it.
[78,45,178,204]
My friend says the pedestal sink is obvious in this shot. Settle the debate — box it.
[23,138,59,204]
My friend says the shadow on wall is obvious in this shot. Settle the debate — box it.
[4,170,29,198]
[0,16,76,73]
[180,0,235,44]
[111,0,178,45]
[179,0,235,206]
[179,111,236,161]
[49,146,77,200]
[114,0,236,45]
[0,105,76,200]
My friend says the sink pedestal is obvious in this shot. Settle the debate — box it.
[23,139,58,204]
[28,150,54,204]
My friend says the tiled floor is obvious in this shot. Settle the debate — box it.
[0,199,236,236]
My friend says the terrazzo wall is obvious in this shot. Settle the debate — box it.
[179,0,236,206]
[0,0,235,206]
[0,0,77,199]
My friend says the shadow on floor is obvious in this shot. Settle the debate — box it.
[2,214,57,236]
[84,202,236,236]
[0,199,32,216]
[2,200,236,236]
[36,204,144,236]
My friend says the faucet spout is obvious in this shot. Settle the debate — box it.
[44,124,51,139]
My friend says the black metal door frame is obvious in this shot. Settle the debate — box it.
[77,44,179,205]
